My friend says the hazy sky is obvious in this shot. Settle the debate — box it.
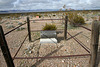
[0,0,100,10]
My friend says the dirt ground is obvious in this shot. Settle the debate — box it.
[0,15,100,67]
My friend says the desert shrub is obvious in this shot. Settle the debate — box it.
[18,22,23,25]
[42,23,57,30]
[16,27,25,31]
[91,16,97,20]
[0,17,2,21]
[0,22,3,24]
[33,20,35,23]
[5,22,10,24]
[68,13,85,26]
[6,25,15,29]
[68,25,78,29]
[53,15,56,16]
[34,14,41,18]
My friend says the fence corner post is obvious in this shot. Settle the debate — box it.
[27,17,31,42]
[0,25,15,67]
[64,16,68,40]
[89,20,100,67]
[99,16,100,21]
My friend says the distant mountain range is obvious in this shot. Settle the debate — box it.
[0,9,60,14]
[0,9,100,14]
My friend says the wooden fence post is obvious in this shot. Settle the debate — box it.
[90,20,100,67]
[27,17,31,42]
[99,16,100,21]
[0,25,15,67]
[64,16,68,40]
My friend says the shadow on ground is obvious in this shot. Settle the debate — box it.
[31,31,83,67]
[31,45,63,67]
[96,47,100,67]
[57,36,64,43]
[57,31,83,43]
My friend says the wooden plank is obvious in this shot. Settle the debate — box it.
[90,20,100,67]
[0,25,15,67]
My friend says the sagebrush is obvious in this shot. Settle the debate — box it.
[42,23,57,30]
[68,13,85,26]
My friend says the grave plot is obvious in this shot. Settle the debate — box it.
[0,16,100,67]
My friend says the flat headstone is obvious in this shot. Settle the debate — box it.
[40,31,57,38]
[40,38,57,44]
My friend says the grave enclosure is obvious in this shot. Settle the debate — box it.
[0,16,100,67]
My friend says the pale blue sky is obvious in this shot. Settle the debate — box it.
[0,0,100,10]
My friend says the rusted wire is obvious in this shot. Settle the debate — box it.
[67,32,91,53]
[68,19,91,31]
[4,22,27,35]
[30,18,65,21]
[14,54,91,59]
[31,29,64,32]
[13,34,28,60]
[75,37,91,51]
[75,25,91,31]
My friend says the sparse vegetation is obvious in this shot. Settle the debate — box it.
[18,22,23,25]
[6,24,15,29]
[42,23,57,30]
[0,21,3,24]
[0,17,2,21]
[68,13,85,27]
[16,27,25,31]
[34,14,41,18]
[5,22,10,24]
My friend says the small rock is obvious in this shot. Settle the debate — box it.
[29,51,32,53]
[62,60,64,62]
[26,46,30,50]
[74,65,76,67]
[51,63,53,65]
[65,49,67,51]
[77,64,80,66]
[31,48,35,52]
[87,40,89,42]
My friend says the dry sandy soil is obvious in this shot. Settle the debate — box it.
[0,15,100,67]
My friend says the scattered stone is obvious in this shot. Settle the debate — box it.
[27,46,31,50]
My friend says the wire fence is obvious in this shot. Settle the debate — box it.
[0,16,99,67]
